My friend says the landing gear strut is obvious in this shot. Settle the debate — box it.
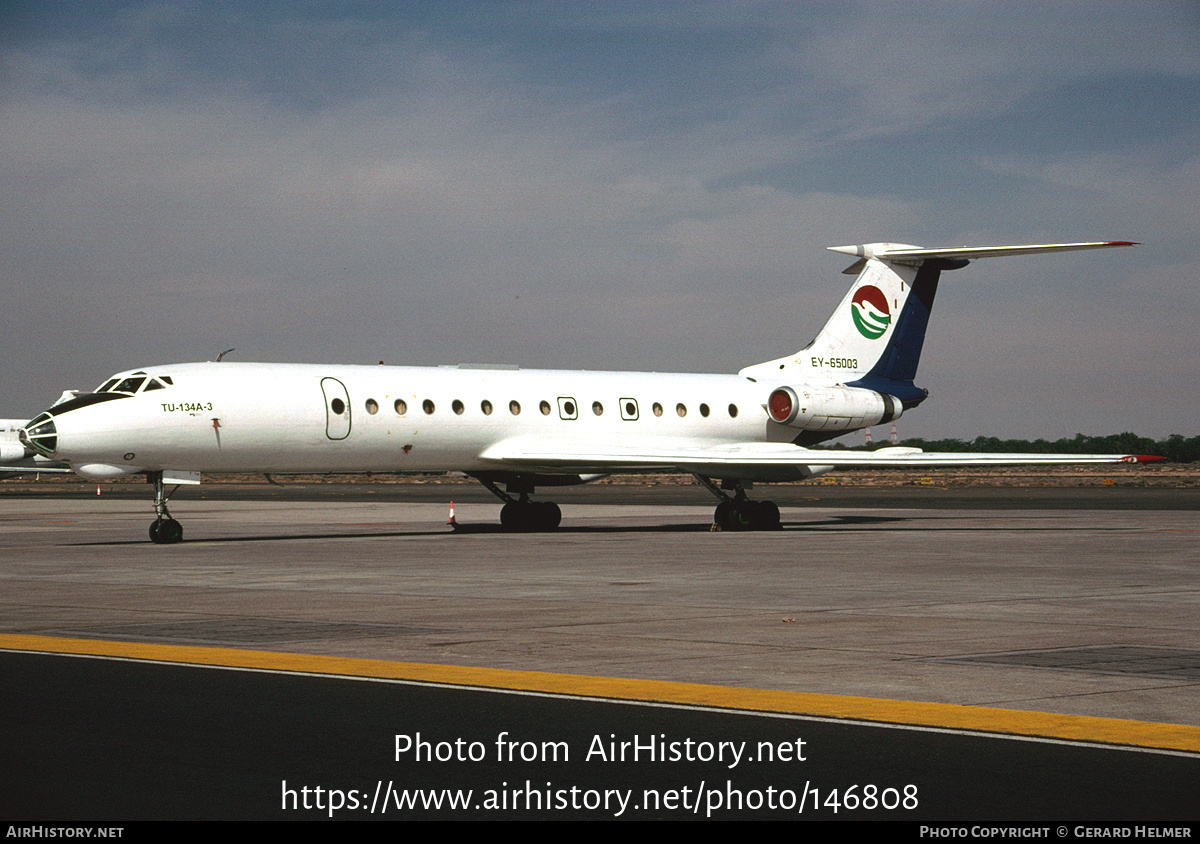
[476,477,562,532]
[148,471,184,544]
[694,475,782,531]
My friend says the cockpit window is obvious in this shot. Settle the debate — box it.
[110,376,146,394]
[96,372,173,394]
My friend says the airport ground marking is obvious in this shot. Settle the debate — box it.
[4,633,1199,755]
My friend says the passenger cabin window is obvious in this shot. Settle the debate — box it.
[676,403,687,417]
[366,399,379,414]
[481,400,493,415]
[592,401,603,416]
[395,399,407,415]
[452,400,464,415]
[652,403,663,417]
[539,401,551,415]
[510,400,521,415]
[422,399,435,414]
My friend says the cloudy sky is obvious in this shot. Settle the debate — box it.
[2,1,1197,440]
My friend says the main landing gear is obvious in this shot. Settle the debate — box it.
[475,476,562,532]
[693,475,782,531]
[148,471,184,544]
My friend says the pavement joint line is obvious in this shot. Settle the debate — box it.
[4,632,1200,755]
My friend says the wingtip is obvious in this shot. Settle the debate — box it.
[1124,454,1166,463]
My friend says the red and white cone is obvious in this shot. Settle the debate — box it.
[448,501,458,528]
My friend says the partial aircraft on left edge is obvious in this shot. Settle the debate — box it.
[1,417,71,477]
[15,238,1161,543]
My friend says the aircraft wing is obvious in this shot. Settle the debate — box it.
[0,463,73,475]
[478,437,1162,478]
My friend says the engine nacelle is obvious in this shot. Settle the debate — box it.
[767,385,903,432]
[0,442,29,462]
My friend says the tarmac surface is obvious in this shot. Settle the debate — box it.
[2,480,1199,820]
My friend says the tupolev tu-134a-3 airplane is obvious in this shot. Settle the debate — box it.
[17,239,1161,543]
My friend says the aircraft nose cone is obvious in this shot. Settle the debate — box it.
[20,411,58,456]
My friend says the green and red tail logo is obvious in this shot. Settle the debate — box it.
[851,285,891,339]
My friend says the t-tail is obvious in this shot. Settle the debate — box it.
[739,240,1137,412]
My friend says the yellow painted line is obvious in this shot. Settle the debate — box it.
[4,633,1199,754]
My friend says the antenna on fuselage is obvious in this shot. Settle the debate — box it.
[215,348,235,362]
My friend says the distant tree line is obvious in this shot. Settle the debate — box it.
[824,433,1200,463]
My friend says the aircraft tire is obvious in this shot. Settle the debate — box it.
[714,500,737,530]
[759,500,782,530]
[714,500,780,531]
[733,501,760,530]
[500,502,522,531]
[536,501,562,530]
[500,501,561,532]
[149,518,183,544]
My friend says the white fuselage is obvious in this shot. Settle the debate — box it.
[48,362,797,477]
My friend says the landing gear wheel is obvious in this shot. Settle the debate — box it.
[149,518,183,544]
[500,501,525,531]
[714,499,737,531]
[758,500,782,530]
[534,501,562,530]
[713,499,781,531]
[500,500,561,532]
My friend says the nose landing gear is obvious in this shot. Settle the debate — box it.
[148,471,184,544]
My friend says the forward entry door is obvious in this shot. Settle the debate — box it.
[321,377,351,440]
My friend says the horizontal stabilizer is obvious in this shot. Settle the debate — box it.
[829,241,1137,272]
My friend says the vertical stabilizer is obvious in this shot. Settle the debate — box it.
[739,240,1134,408]
[739,243,951,406]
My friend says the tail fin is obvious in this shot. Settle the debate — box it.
[738,241,1135,407]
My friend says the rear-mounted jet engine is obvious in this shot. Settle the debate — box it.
[767,385,903,433]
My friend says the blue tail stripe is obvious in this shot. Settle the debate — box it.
[846,258,964,406]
